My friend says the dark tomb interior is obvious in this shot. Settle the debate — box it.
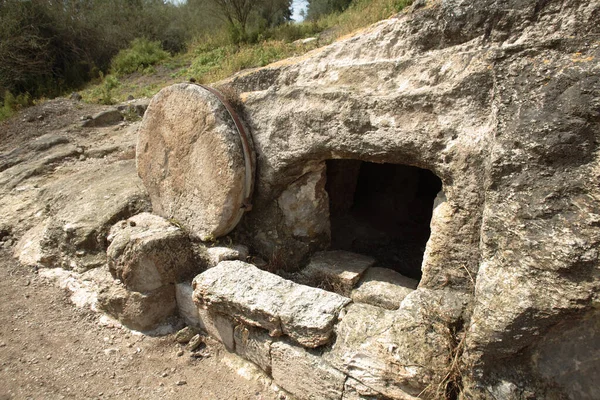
[325,160,443,281]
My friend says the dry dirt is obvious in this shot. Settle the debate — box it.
[0,99,282,400]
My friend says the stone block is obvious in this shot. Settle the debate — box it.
[97,284,176,331]
[107,213,195,292]
[271,341,346,400]
[82,109,123,127]
[198,308,236,352]
[304,251,375,294]
[324,303,451,399]
[351,267,418,310]
[193,261,350,348]
[206,245,249,268]
[234,325,273,374]
[175,282,202,329]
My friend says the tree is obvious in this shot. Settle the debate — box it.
[306,0,352,20]
[209,0,258,39]
[205,0,292,42]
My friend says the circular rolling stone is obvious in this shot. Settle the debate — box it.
[137,83,253,240]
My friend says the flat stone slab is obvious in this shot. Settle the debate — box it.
[351,267,418,310]
[304,250,375,294]
[137,83,252,241]
[193,261,351,348]
[82,109,123,127]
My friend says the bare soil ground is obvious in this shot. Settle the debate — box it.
[0,100,281,400]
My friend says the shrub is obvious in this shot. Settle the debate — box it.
[99,74,120,105]
[111,38,170,76]
[0,91,32,122]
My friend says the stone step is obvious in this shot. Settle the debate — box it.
[192,261,351,348]
[302,250,376,295]
[351,267,418,310]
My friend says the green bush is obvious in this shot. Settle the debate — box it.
[111,38,170,76]
[0,91,32,122]
[99,74,120,105]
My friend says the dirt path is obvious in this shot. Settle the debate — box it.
[0,247,281,400]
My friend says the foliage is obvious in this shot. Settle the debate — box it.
[204,0,293,43]
[111,39,170,76]
[0,0,195,102]
[306,0,353,20]
[0,91,32,122]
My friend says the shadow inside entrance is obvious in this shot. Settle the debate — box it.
[326,160,442,281]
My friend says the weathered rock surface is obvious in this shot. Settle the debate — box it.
[116,98,151,118]
[197,308,236,352]
[206,245,249,268]
[176,282,202,329]
[193,261,351,347]
[97,284,176,331]
[324,302,450,399]
[234,325,273,374]
[351,267,418,310]
[531,309,600,400]
[303,250,375,294]
[14,161,150,271]
[342,377,383,400]
[271,341,346,400]
[82,109,123,127]
[208,0,599,397]
[106,212,195,292]
[137,83,253,241]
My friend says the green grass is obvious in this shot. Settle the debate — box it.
[80,0,413,104]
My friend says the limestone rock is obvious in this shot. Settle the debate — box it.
[176,282,202,329]
[531,309,600,400]
[175,326,196,344]
[351,267,418,310]
[213,0,600,395]
[82,109,123,127]
[28,134,70,152]
[193,261,350,347]
[117,98,150,118]
[234,324,273,374]
[197,308,236,352]
[97,284,176,331]
[342,377,383,400]
[277,162,330,240]
[137,83,253,241]
[0,144,79,189]
[106,212,195,292]
[325,303,451,399]
[303,250,375,295]
[206,245,249,268]
[271,341,346,400]
[14,161,150,271]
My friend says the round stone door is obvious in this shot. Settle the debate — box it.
[137,83,254,241]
